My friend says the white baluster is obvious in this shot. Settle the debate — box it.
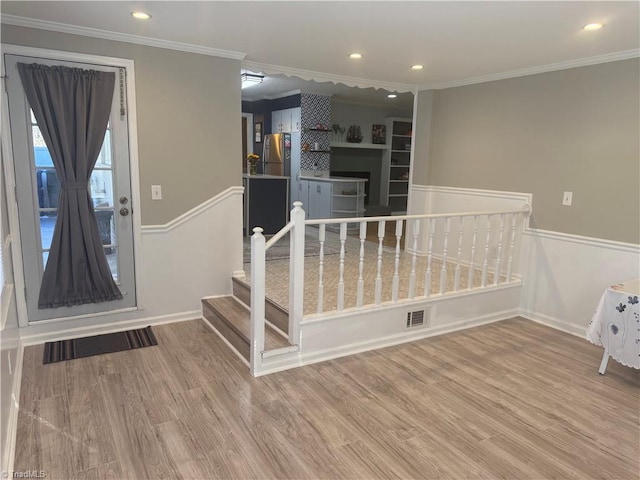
[439,217,451,294]
[337,222,347,311]
[506,213,518,283]
[357,221,366,307]
[288,202,305,344]
[493,214,506,285]
[375,220,385,305]
[408,219,420,299]
[392,219,403,302]
[423,218,435,297]
[250,227,266,376]
[454,216,465,291]
[317,224,325,314]
[481,214,492,287]
[467,215,479,290]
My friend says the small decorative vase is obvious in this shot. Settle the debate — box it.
[250,164,257,175]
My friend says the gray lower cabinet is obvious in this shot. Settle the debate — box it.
[299,179,331,220]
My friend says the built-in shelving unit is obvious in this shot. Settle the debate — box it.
[330,142,388,150]
[329,179,367,232]
[299,177,367,233]
[300,123,333,178]
[381,118,412,214]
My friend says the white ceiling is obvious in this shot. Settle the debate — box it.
[2,1,638,90]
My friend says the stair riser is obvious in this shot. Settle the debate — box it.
[202,302,250,361]
[232,278,289,335]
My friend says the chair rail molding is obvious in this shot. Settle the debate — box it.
[141,186,244,234]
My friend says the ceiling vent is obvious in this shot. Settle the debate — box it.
[406,308,430,328]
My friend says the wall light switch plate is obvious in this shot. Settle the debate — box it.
[562,191,573,206]
[151,185,162,200]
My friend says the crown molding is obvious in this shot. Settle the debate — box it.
[242,60,416,94]
[421,49,640,91]
[1,14,246,60]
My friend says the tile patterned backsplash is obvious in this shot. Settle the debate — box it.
[300,93,331,172]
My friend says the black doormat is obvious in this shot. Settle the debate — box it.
[43,326,158,364]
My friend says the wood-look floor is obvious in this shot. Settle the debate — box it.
[14,318,639,480]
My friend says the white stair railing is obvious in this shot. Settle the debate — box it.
[250,203,531,373]
[250,202,305,375]
[249,227,266,376]
[288,202,305,343]
[304,205,531,312]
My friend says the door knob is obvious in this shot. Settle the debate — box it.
[119,207,130,216]
[119,196,128,204]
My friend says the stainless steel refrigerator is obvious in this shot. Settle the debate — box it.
[261,133,291,176]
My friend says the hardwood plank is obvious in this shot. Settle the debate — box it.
[203,296,289,353]
[13,318,640,480]
[232,276,290,335]
[202,299,251,360]
[76,461,124,480]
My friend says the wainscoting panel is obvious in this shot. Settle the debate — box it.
[520,229,640,334]
[410,184,640,336]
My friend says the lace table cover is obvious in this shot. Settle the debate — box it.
[587,279,640,369]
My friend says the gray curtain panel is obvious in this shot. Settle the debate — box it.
[17,63,123,308]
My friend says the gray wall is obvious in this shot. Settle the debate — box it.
[1,25,242,225]
[413,59,639,244]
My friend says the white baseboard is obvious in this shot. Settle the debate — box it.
[21,310,201,346]
[520,310,585,338]
[2,341,24,477]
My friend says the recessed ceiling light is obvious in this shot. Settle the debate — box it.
[131,11,151,20]
[387,94,397,99]
[411,64,424,70]
[349,53,363,59]
[583,23,603,31]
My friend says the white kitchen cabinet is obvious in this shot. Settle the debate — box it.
[299,177,367,228]
[271,107,301,134]
[299,179,310,211]
[308,180,331,220]
[271,110,283,133]
[291,107,301,133]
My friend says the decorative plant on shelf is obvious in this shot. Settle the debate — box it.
[332,124,346,142]
[247,153,260,175]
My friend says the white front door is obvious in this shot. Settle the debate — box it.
[4,53,137,322]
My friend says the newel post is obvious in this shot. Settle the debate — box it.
[289,201,305,345]
[250,227,266,376]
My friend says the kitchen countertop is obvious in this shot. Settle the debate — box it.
[300,175,368,183]
[243,174,289,180]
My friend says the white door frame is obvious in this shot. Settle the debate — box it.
[241,112,254,154]
[1,44,144,327]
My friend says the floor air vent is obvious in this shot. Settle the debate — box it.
[406,309,427,328]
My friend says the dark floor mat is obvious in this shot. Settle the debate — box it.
[43,326,157,364]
